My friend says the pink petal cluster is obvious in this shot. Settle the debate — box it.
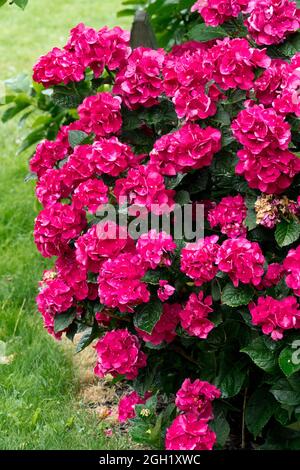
[249,295,300,340]
[163,48,222,120]
[149,123,221,176]
[33,25,130,86]
[179,292,214,339]
[33,47,84,87]
[136,229,176,269]
[191,0,249,26]
[118,391,151,422]
[165,413,217,450]
[114,165,175,215]
[208,195,247,238]
[206,38,271,91]
[157,280,176,302]
[245,0,300,46]
[94,329,147,379]
[75,221,129,272]
[113,47,165,109]
[55,250,88,301]
[77,92,122,136]
[175,379,221,419]
[36,277,74,338]
[273,53,300,117]
[30,139,69,178]
[36,168,71,207]
[232,103,291,153]
[180,236,220,286]
[136,303,181,345]
[90,137,137,176]
[65,23,130,77]
[216,237,265,287]
[236,147,300,194]
[284,245,300,295]
[254,59,288,106]
[34,203,86,257]
[98,252,150,312]
[72,178,108,213]
[262,263,285,288]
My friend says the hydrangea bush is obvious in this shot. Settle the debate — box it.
[3,0,300,450]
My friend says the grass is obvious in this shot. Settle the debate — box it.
[0,0,131,450]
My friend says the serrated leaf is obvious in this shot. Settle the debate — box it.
[221,283,254,307]
[188,24,227,41]
[279,346,300,377]
[245,387,277,438]
[210,405,230,447]
[134,299,163,334]
[54,310,76,333]
[174,190,191,205]
[68,130,89,148]
[165,173,186,189]
[275,219,300,247]
[141,270,161,285]
[241,337,278,373]
[76,322,99,353]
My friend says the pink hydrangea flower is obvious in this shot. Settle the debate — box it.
[273,53,300,117]
[262,263,285,288]
[157,281,176,302]
[55,250,88,301]
[113,47,165,109]
[216,237,265,287]
[95,310,111,326]
[136,230,176,269]
[205,38,271,91]
[65,23,106,77]
[249,295,300,340]
[245,0,300,46]
[173,84,221,121]
[114,165,175,215]
[232,103,291,153]
[191,0,249,26]
[62,144,95,188]
[30,140,69,178]
[75,221,130,272]
[94,329,147,379]
[165,413,217,450]
[36,277,74,338]
[180,236,220,286]
[36,168,71,207]
[90,137,136,177]
[98,252,150,312]
[78,92,122,136]
[284,245,300,295]
[33,47,84,87]
[149,123,221,176]
[179,292,214,339]
[118,391,151,422]
[254,59,288,106]
[34,203,86,258]
[236,147,300,194]
[208,195,247,238]
[175,379,221,419]
[72,178,108,213]
[136,303,181,345]
[99,26,131,71]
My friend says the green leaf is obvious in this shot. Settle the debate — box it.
[221,283,254,308]
[279,346,300,377]
[245,387,277,438]
[275,219,300,247]
[270,378,300,406]
[0,0,7,7]
[76,322,99,353]
[54,310,76,334]
[165,173,186,189]
[187,24,227,42]
[215,351,247,398]
[68,130,89,148]
[134,299,163,334]
[12,0,28,8]
[5,73,31,93]
[210,405,230,447]
[174,190,191,205]
[141,270,161,285]
[241,337,278,373]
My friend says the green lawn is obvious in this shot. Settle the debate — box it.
[0,0,131,450]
